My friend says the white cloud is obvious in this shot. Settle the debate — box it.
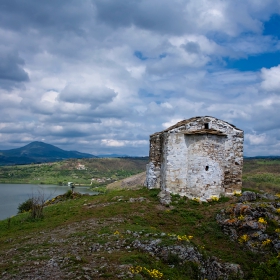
[41,91,58,103]
[246,133,268,145]
[59,84,117,105]
[0,0,279,156]
[261,65,280,92]
[162,118,183,129]
[101,139,148,147]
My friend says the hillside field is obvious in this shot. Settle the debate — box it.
[0,158,280,279]
[0,157,279,190]
[0,157,148,186]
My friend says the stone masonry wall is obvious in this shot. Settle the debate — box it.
[146,134,162,189]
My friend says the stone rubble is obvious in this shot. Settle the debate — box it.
[217,191,280,253]
[130,235,243,279]
[157,190,172,205]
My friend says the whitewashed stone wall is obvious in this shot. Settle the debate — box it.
[146,116,243,201]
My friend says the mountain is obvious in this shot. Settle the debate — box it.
[244,156,280,159]
[97,154,130,158]
[0,141,97,165]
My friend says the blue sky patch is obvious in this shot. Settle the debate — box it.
[134,51,148,60]
[159,53,167,59]
[225,51,280,71]
[263,14,280,39]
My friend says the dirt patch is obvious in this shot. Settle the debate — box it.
[106,172,146,190]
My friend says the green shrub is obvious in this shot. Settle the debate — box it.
[252,257,280,279]
[65,190,73,198]
[17,194,45,219]
[18,198,33,213]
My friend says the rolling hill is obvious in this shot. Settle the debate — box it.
[0,141,97,165]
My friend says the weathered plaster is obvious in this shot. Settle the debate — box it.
[145,116,243,201]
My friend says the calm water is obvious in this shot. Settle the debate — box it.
[0,184,97,220]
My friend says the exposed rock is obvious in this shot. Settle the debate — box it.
[258,193,278,201]
[131,239,243,279]
[157,190,172,205]
[217,199,280,253]
[238,191,257,202]
[129,197,148,203]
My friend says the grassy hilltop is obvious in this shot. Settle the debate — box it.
[0,158,279,279]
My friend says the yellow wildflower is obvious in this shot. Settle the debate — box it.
[258,217,267,224]
[233,190,242,196]
[143,267,163,279]
[211,195,219,201]
[238,234,249,244]
[262,239,271,246]
[177,235,192,241]
[130,266,163,279]
[129,266,142,274]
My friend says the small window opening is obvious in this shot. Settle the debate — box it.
[204,123,209,129]
[205,166,209,171]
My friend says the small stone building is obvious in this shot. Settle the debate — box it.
[146,116,243,201]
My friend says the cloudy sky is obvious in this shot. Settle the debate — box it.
[0,0,280,156]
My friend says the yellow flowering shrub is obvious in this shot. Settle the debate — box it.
[275,228,280,233]
[276,209,280,213]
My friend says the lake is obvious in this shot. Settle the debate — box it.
[0,184,97,220]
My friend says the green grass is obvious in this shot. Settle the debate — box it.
[242,159,280,193]
[0,187,272,279]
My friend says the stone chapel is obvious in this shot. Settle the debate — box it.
[146,116,244,201]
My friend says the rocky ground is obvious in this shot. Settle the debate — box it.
[0,216,242,280]
[1,190,279,279]
[217,191,280,254]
